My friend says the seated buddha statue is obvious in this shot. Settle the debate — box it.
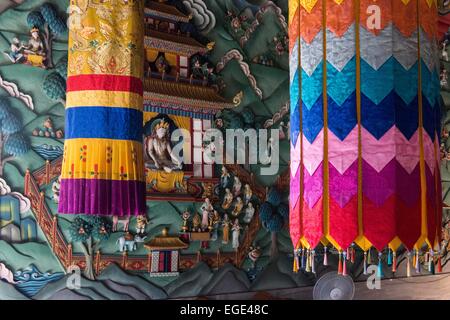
[145,119,182,173]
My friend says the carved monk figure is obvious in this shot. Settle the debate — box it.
[146,119,182,173]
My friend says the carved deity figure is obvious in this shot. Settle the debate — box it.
[24,28,45,57]
[145,119,182,173]
[3,38,25,63]
[243,184,253,205]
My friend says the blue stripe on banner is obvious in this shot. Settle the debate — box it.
[66,107,143,141]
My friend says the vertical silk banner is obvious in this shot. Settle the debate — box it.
[289,0,442,254]
[59,1,145,216]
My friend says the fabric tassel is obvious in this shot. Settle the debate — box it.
[438,255,442,273]
[311,250,316,274]
[427,250,432,271]
[392,251,397,273]
[424,252,429,264]
[351,247,355,264]
[338,251,343,275]
[377,252,383,278]
[429,251,435,275]
[305,249,311,273]
[293,249,299,273]
[363,251,368,275]
[323,246,328,266]
[367,249,372,265]
[387,248,392,266]
[346,247,351,261]
[342,251,347,276]
[407,252,412,277]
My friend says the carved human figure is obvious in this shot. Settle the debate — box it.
[232,197,243,217]
[222,188,233,210]
[201,197,213,230]
[210,210,221,241]
[220,166,231,189]
[243,184,253,205]
[222,214,231,244]
[232,176,242,197]
[145,119,182,173]
[243,202,255,224]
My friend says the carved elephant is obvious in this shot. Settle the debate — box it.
[116,236,137,252]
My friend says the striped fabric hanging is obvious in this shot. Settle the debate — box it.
[289,0,442,259]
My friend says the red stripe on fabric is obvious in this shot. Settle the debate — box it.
[329,196,358,249]
[302,196,323,248]
[67,74,143,95]
[396,198,422,250]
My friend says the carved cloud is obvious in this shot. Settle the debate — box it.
[182,0,216,34]
[0,178,31,213]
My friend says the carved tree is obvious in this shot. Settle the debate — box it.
[69,216,112,280]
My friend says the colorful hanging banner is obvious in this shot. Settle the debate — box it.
[59,1,145,216]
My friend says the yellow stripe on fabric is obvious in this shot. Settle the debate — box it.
[415,0,429,249]
[61,138,145,181]
[289,0,299,24]
[66,91,143,110]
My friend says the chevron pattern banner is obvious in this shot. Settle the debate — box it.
[289,0,442,255]
[59,2,146,216]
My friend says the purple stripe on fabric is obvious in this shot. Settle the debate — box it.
[362,159,396,207]
[303,162,323,209]
[396,162,421,207]
[329,161,358,208]
[58,179,146,216]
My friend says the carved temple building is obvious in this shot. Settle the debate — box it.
[143,0,234,201]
